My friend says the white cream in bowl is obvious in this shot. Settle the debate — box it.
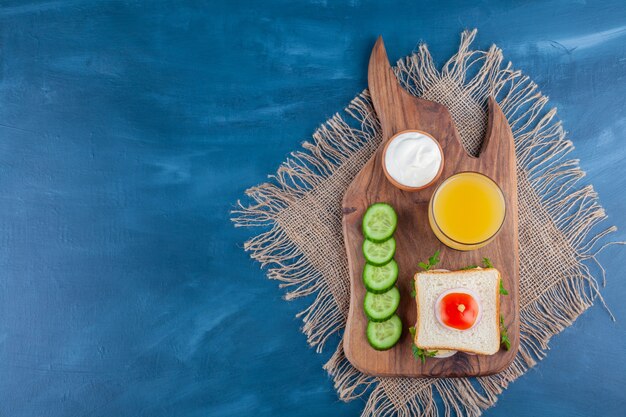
[384,131,442,188]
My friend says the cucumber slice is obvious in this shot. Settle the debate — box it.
[362,203,397,242]
[364,286,400,322]
[362,237,396,266]
[367,314,402,350]
[363,260,398,294]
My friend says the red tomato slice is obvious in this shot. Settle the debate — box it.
[438,292,479,330]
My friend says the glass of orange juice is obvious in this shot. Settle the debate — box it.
[428,172,506,251]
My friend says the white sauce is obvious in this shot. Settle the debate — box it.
[384,131,442,188]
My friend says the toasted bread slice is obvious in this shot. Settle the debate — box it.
[414,268,501,355]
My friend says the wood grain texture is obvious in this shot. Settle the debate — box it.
[342,37,520,377]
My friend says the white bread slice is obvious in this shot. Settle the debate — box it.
[414,268,501,355]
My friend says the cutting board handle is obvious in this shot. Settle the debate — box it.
[368,36,510,166]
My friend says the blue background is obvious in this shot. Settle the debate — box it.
[0,1,624,416]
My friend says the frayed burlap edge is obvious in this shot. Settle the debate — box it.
[232,29,620,417]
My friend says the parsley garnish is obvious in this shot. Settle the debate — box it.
[410,280,416,298]
[418,250,440,271]
[412,344,438,364]
[499,279,509,295]
[460,257,493,271]
[499,314,511,350]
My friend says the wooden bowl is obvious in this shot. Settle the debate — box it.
[381,129,444,192]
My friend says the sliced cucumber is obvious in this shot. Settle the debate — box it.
[367,314,402,350]
[362,237,396,266]
[363,260,398,294]
[362,203,397,242]
[364,286,400,322]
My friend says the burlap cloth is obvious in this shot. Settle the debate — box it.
[232,30,618,416]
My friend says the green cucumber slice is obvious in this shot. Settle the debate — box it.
[364,286,400,322]
[362,237,396,266]
[367,314,402,350]
[363,260,398,294]
[362,203,397,242]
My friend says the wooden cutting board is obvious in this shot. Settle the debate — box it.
[342,37,519,378]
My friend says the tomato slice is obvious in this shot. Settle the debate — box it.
[438,292,479,330]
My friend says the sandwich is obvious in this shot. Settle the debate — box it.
[413,268,501,356]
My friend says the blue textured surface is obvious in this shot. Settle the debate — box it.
[0,1,625,416]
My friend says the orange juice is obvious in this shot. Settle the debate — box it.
[428,172,505,251]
